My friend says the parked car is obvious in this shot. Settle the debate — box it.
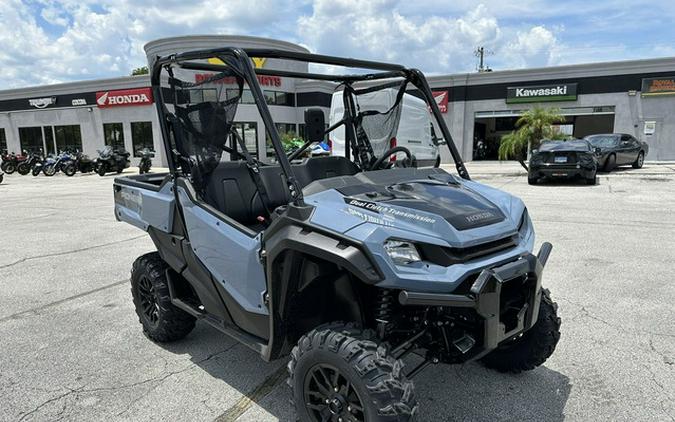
[529,139,598,185]
[584,133,648,171]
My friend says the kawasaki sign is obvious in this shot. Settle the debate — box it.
[506,83,577,103]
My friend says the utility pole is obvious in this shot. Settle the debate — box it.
[474,47,493,72]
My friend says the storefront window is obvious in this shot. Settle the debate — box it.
[131,121,154,154]
[104,123,125,150]
[0,128,7,152]
[266,123,298,160]
[262,91,295,106]
[54,125,82,152]
[231,122,258,159]
[19,127,43,153]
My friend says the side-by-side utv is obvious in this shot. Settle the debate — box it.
[113,47,560,421]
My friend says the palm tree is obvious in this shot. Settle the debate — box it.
[498,107,566,170]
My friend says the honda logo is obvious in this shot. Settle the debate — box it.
[95,88,153,108]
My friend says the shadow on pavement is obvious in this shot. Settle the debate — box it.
[158,323,571,421]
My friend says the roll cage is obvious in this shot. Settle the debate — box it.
[150,47,470,207]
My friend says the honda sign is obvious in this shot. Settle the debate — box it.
[432,90,449,113]
[96,88,153,108]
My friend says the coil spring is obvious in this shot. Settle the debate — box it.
[375,289,394,325]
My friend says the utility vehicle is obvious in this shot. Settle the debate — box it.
[113,47,561,421]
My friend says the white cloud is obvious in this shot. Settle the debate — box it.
[1,0,674,88]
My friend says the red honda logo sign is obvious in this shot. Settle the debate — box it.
[96,88,153,108]
[432,90,449,113]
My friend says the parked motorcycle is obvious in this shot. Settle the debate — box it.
[43,151,77,177]
[1,151,28,174]
[17,150,44,175]
[137,148,155,174]
[96,146,130,176]
[74,151,96,173]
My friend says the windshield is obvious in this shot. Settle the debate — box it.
[586,135,618,148]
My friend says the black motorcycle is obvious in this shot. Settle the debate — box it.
[74,151,96,173]
[17,150,44,175]
[96,146,130,176]
[137,148,155,174]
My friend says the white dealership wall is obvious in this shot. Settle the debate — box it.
[1,35,674,165]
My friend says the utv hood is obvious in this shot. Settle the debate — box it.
[303,168,516,235]
[338,177,505,231]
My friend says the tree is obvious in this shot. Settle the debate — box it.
[498,107,566,170]
[131,66,149,76]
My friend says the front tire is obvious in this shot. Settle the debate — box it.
[528,175,538,185]
[481,289,561,373]
[604,154,616,172]
[632,152,644,169]
[586,173,597,185]
[289,322,417,422]
[43,165,57,177]
[130,252,196,342]
[17,162,31,175]
[97,164,107,176]
[32,167,41,176]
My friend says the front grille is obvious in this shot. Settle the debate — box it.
[420,235,518,267]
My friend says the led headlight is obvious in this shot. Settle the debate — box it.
[384,239,421,265]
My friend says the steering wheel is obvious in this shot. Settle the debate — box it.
[370,146,413,170]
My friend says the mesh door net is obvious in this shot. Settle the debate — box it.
[162,65,243,188]
[351,81,407,160]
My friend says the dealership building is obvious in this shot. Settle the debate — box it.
[1,35,674,167]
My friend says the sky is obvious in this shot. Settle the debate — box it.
[1,0,674,89]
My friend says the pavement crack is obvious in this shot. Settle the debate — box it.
[0,234,146,270]
[0,279,128,323]
[214,364,288,422]
[17,387,80,422]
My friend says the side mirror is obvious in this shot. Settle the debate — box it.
[531,149,538,154]
[594,147,602,154]
[304,108,325,143]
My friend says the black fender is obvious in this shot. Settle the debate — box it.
[261,209,383,360]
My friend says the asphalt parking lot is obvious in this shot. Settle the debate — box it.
[1,162,673,422]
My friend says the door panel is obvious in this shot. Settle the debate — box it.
[176,185,269,318]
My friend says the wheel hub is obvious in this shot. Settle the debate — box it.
[304,363,365,421]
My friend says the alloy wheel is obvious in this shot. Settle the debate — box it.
[137,276,160,326]
[304,363,365,422]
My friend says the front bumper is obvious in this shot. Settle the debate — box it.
[398,242,552,359]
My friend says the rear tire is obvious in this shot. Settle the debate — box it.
[434,156,441,168]
[289,322,417,422]
[97,164,107,176]
[632,151,644,169]
[528,176,538,185]
[3,162,16,174]
[63,163,76,177]
[131,252,196,342]
[481,289,561,373]
[604,154,616,172]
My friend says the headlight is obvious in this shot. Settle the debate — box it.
[384,239,422,265]
[518,209,531,240]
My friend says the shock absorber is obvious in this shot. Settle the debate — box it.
[374,289,394,339]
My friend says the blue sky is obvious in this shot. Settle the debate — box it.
[1,0,673,88]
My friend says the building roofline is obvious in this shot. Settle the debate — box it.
[0,75,150,100]
[426,56,675,87]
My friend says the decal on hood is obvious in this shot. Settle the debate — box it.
[344,198,437,224]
